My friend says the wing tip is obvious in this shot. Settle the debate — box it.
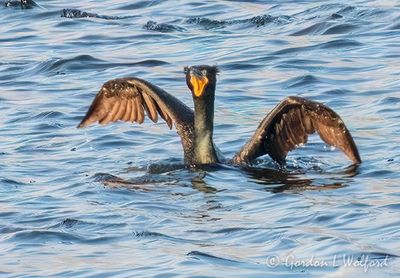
[351,153,362,165]
[77,122,86,129]
[77,118,90,128]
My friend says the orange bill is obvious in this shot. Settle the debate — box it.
[190,74,208,97]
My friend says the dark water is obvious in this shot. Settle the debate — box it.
[1,0,399,277]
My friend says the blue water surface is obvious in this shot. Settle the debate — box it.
[0,0,399,277]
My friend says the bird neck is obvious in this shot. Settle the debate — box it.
[193,93,219,164]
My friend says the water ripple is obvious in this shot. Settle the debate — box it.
[323,23,358,35]
[187,14,293,29]
[23,55,169,75]
[144,20,186,33]
[285,75,321,88]
[60,8,136,20]
[4,0,38,9]
[1,0,399,276]
[317,39,362,49]
[187,251,243,265]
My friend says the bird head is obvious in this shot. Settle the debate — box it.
[184,65,218,98]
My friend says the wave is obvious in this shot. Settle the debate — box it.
[292,5,395,36]
[144,20,186,33]
[7,229,122,245]
[187,251,243,265]
[4,0,38,9]
[284,75,322,88]
[61,8,136,20]
[187,14,292,29]
[26,55,169,75]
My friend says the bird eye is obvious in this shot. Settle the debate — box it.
[184,67,189,74]
[201,69,207,76]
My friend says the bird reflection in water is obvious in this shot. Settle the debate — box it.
[94,161,359,194]
[240,163,359,193]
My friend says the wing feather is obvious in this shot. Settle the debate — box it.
[122,98,132,122]
[113,99,127,122]
[233,96,361,165]
[129,98,137,122]
[100,101,120,125]
[135,95,144,124]
[142,93,158,123]
[154,102,173,129]
[78,77,192,128]
[78,77,195,161]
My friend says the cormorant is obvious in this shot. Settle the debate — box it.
[78,65,361,166]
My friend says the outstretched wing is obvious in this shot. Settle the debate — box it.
[232,96,361,165]
[78,77,194,155]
